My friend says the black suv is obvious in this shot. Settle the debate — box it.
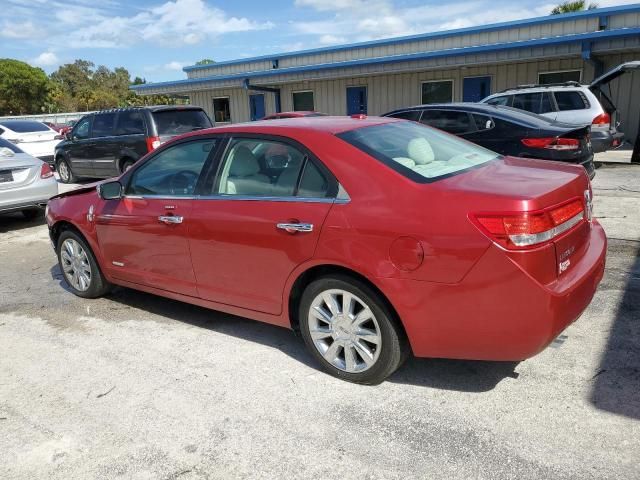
[54,105,212,183]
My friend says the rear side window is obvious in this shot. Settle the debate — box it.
[116,110,145,135]
[92,113,116,138]
[387,110,421,121]
[0,121,50,133]
[152,109,212,136]
[554,91,589,111]
[420,110,473,134]
[338,121,498,182]
[0,137,23,153]
[512,93,554,114]
[473,114,495,131]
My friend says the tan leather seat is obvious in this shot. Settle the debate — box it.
[226,146,272,195]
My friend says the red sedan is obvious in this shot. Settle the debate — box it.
[46,116,606,384]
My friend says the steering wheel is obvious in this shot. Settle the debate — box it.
[169,170,199,195]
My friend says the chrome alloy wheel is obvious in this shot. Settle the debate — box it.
[60,238,92,292]
[58,160,69,182]
[308,289,382,373]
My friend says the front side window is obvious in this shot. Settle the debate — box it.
[512,92,554,114]
[420,110,473,134]
[91,113,116,138]
[421,81,453,104]
[293,91,314,111]
[213,98,231,123]
[554,91,589,111]
[73,118,91,140]
[127,139,216,196]
[338,121,498,182]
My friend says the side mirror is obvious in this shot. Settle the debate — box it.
[98,181,123,200]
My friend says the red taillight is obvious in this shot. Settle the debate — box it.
[40,163,54,179]
[146,136,161,152]
[592,112,611,127]
[521,137,580,151]
[473,199,585,249]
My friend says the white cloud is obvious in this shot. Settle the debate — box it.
[294,0,367,11]
[0,20,39,39]
[32,51,59,67]
[164,61,188,71]
[319,34,346,45]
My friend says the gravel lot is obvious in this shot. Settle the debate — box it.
[1,164,639,479]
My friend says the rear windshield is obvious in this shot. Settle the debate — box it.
[338,121,498,182]
[0,137,24,154]
[0,121,50,133]
[152,109,212,136]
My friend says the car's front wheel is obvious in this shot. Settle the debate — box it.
[56,157,76,184]
[299,275,407,384]
[57,230,111,298]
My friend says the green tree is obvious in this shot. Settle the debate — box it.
[551,1,598,14]
[195,58,215,65]
[0,59,50,115]
[50,60,94,98]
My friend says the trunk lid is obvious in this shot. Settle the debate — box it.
[0,152,42,190]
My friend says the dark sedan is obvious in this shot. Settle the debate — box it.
[383,103,595,179]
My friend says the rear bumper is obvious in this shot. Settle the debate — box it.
[591,130,614,153]
[0,178,58,213]
[378,221,607,361]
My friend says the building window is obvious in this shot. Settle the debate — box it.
[538,70,582,85]
[293,91,315,111]
[421,80,453,104]
[213,97,231,123]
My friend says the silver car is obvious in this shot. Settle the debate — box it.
[0,138,58,219]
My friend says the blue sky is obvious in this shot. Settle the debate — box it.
[2,0,636,81]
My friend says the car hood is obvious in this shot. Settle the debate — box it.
[0,152,42,169]
[50,180,103,200]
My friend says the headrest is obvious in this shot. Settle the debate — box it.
[229,146,260,176]
[407,138,435,165]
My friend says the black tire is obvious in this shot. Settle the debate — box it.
[56,157,76,184]
[299,274,407,385]
[120,158,135,173]
[21,208,42,220]
[56,230,111,298]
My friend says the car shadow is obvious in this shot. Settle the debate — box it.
[590,240,640,419]
[49,263,519,392]
[0,212,46,233]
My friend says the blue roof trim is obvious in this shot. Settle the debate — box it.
[132,27,640,92]
[183,4,640,72]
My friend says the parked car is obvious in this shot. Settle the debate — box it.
[383,103,596,179]
[54,106,213,183]
[0,137,58,219]
[0,120,62,166]
[46,116,605,384]
[263,111,327,120]
[480,61,640,153]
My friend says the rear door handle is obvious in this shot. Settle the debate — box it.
[276,222,313,233]
[158,215,183,225]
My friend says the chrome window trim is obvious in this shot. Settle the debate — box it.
[122,194,349,204]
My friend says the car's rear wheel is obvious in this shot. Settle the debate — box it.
[299,275,406,384]
[56,158,76,184]
[120,158,135,173]
[57,230,111,298]
[21,208,41,220]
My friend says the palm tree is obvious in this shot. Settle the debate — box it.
[551,1,598,15]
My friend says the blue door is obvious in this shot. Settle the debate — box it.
[249,94,265,121]
[346,86,367,115]
[463,76,492,102]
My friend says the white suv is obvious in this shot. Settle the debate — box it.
[481,61,640,153]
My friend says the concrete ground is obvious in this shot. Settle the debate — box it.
[1,164,639,479]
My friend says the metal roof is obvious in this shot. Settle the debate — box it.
[182,4,640,72]
[131,27,640,93]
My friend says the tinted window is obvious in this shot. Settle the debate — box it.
[512,92,554,114]
[485,95,512,106]
[554,91,588,111]
[0,137,23,154]
[421,81,453,104]
[298,160,331,198]
[91,113,116,138]
[293,91,315,111]
[217,138,306,197]
[388,110,421,121]
[473,114,494,131]
[73,118,91,140]
[539,70,581,85]
[420,110,473,134]
[338,121,498,182]
[127,139,216,196]
[153,109,212,135]
[116,110,145,135]
[213,98,231,123]
[0,121,50,133]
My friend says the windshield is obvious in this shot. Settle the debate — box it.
[152,109,212,136]
[0,121,51,133]
[0,137,24,155]
[338,121,499,182]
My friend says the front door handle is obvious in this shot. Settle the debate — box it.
[158,215,183,225]
[276,222,313,233]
